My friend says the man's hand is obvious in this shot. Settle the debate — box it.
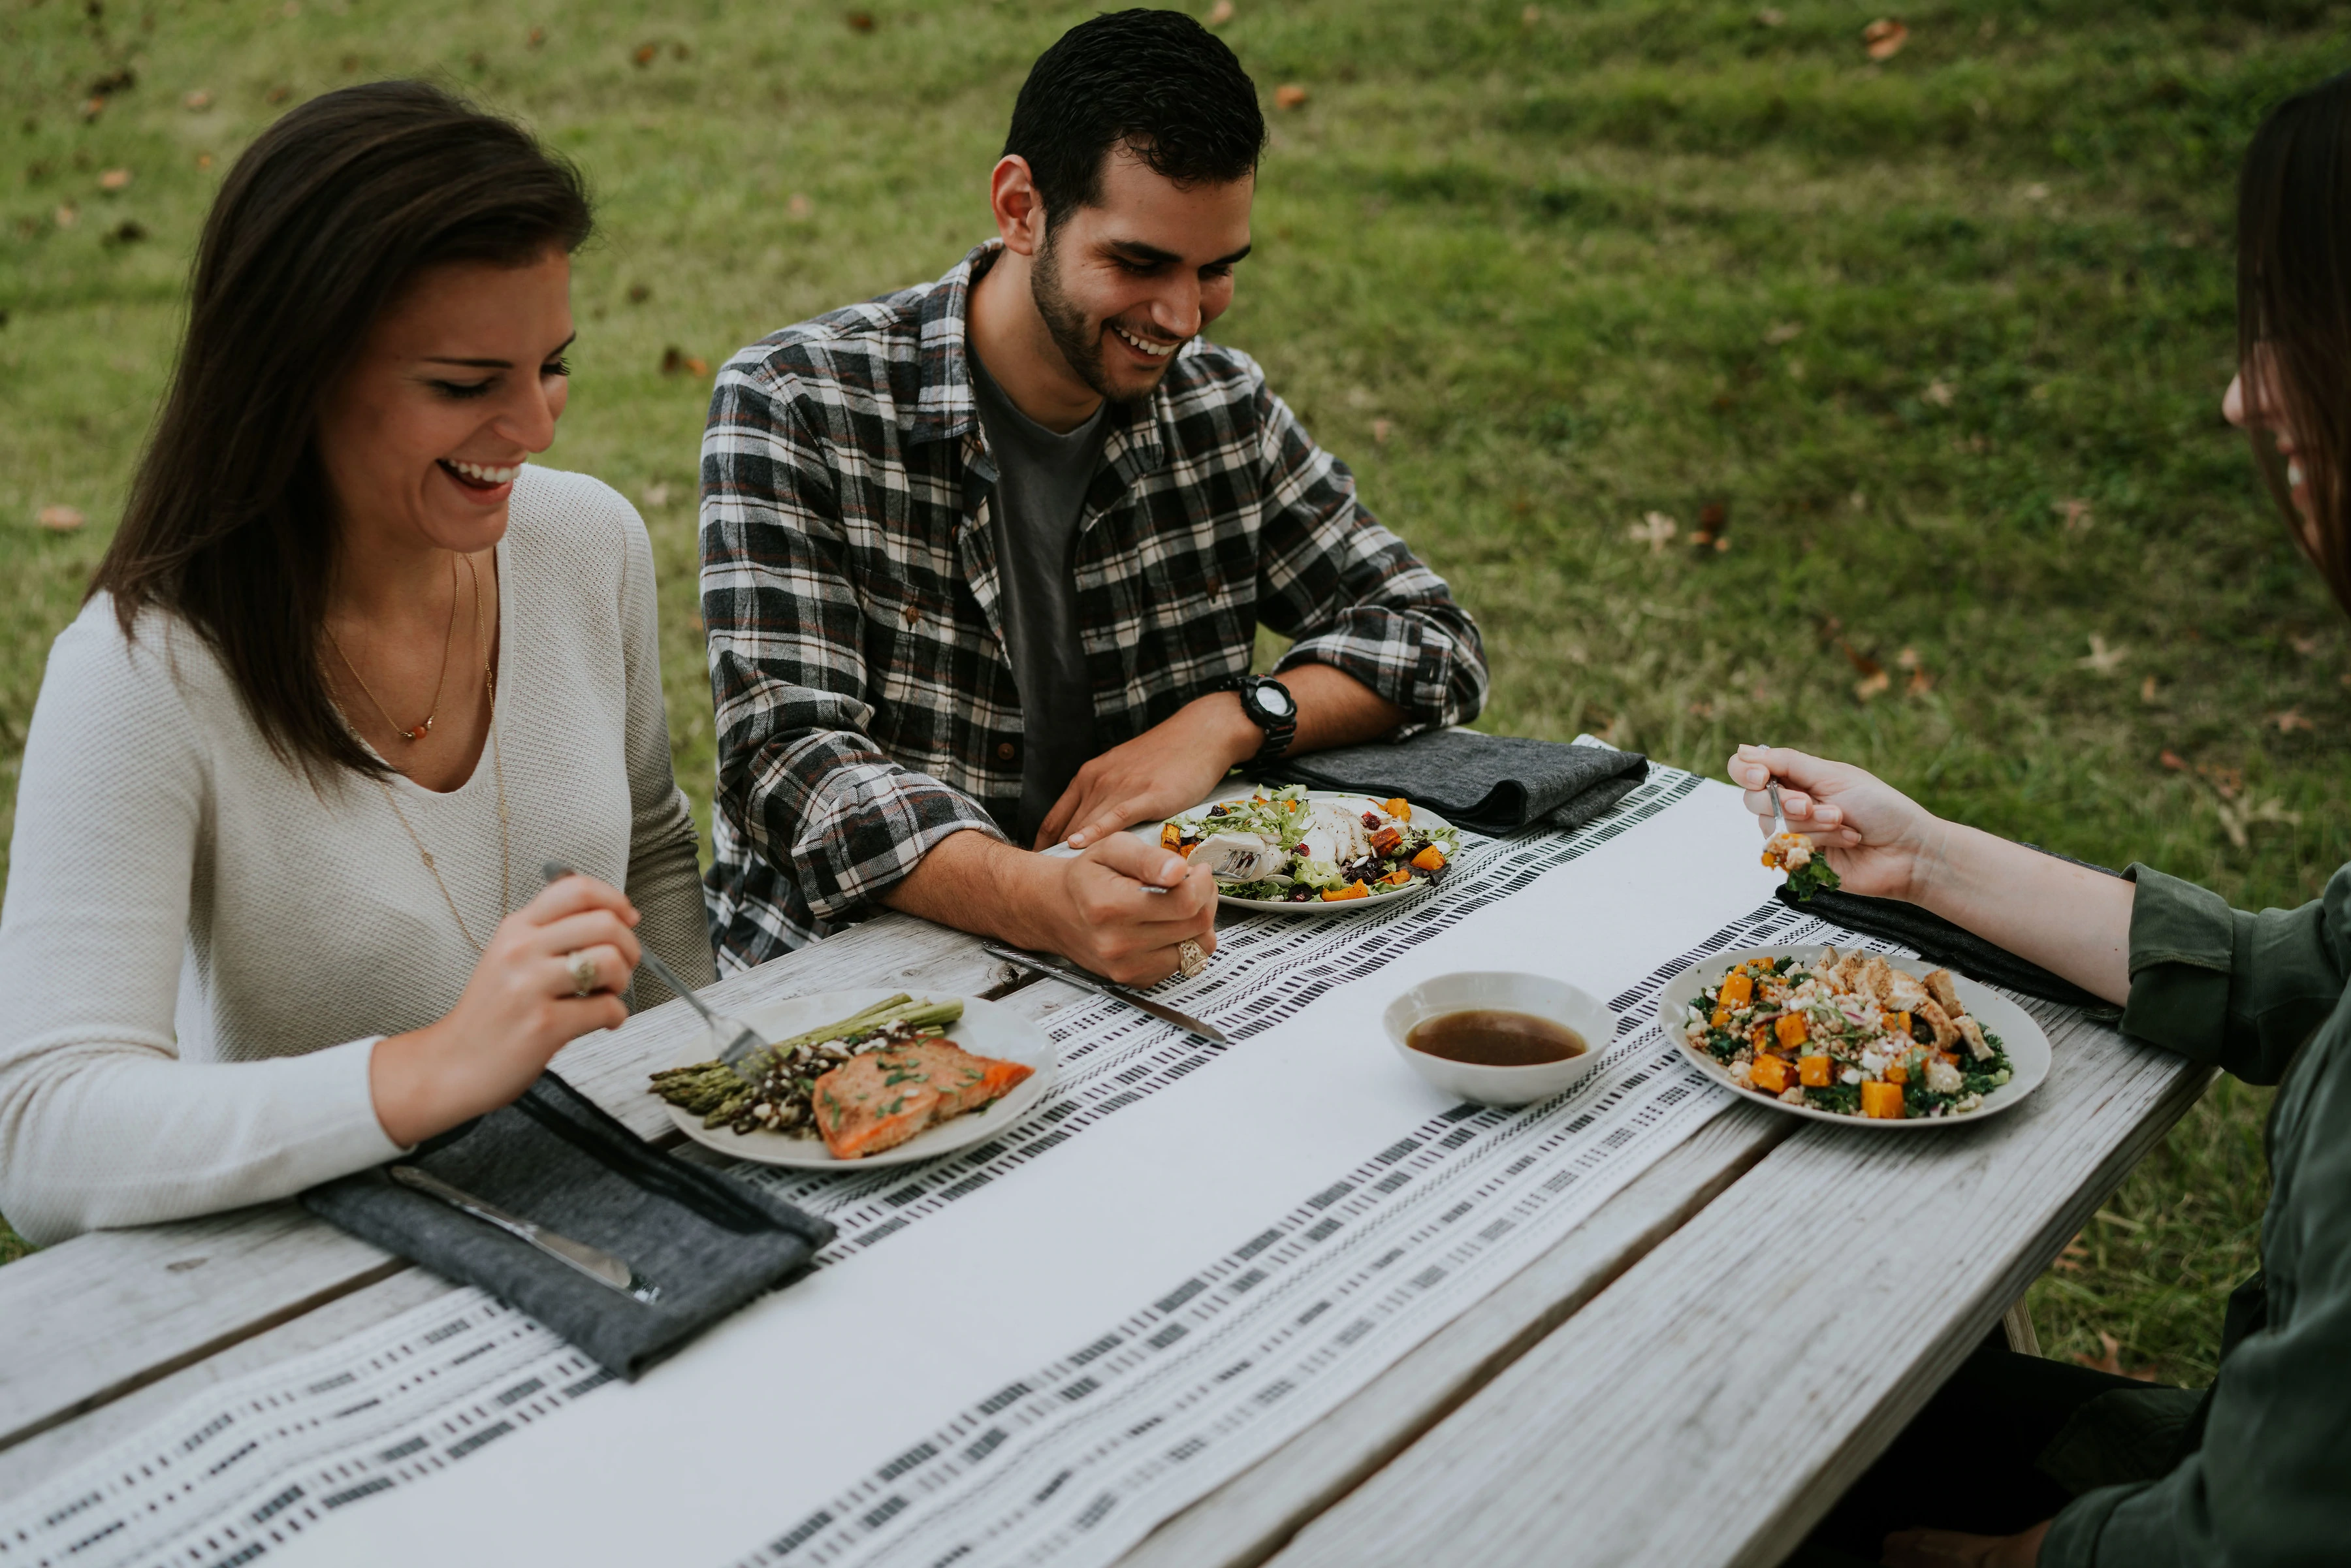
[1031,833,1219,984]
[1039,664,1411,851]
[884,829,1217,986]
[1039,692,1258,850]
[1881,1522,2049,1568]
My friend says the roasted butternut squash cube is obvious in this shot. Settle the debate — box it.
[1884,1061,1908,1084]
[1861,1081,1906,1119]
[1797,1054,1833,1087]
[1380,868,1412,887]
[1384,797,1412,822]
[1882,1010,1911,1040]
[1321,881,1371,902]
[1160,822,1183,849]
[1774,1013,1808,1049]
[1369,825,1405,856]
[1718,971,1755,1008]
[1710,1006,1733,1029]
[1411,846,1447,872]
[1749,1055,1792,1094]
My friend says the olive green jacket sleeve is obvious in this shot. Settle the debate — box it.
[2041,865,2351,1568]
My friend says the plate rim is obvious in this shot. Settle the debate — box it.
[1166,790,1459,916]
[1656,943,2053,1132]
[662,989,1057,1168]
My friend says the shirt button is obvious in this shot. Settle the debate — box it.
[997,741,1017,761]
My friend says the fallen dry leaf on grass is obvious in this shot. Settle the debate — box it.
[98,168,131,192]
[640,482,673,509]
[2054,498,2093,532]
[1840,641,1883,679]
[2073,1331,2158,1381]
[2077,634,2127,673]
[2290,633,2322,656]
[2272,709,2314,733]
[846,10,876,31]
[1274,84,1309,110]
[660,346,710,377]
[788,192,812,217]
[1763,321,1802,345]
[2052,1235,2088,1273]
[633,42,658,65]
[1207,0,1234,24]
[196,153,214,170]
[1625,511,1676,554]
[2216,793,2300,850]
[2159,749,2187,771]
[184,89,212,110]
[627,282,650,304]
[2141,675,2161,703]
[529,27,545,47]
[1521,5,1541,25]
[1854,669,1892,701]
[1371,418,1393,445]
[266,85,291,104]
[1863,18,1908,59]
[53,204,77,229]
[2199,763,2243,801]
[37,506,85,532]
[1755,7,1785,23]
[2024,182,2051,202]
[1691,500,1730,553]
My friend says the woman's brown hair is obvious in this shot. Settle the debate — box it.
[90,80,592,776]
[2238,74,2351,616]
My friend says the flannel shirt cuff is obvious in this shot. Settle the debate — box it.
[780,756,1006,925]
[1277,618,1484,741]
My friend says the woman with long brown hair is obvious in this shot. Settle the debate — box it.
[0,82,713,1244]
[1765,74,2351,1568]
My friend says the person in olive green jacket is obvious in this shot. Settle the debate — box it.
[1742,71,2351,1568]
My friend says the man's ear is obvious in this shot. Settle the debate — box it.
[990,155,1048,258]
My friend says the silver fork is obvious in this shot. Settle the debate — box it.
[1767,778,1790,837]
[540,863,767,1068]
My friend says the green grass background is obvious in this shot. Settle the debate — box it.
[4,0,2346,1384]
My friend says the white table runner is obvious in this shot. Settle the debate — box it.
[0,767,1802,1568]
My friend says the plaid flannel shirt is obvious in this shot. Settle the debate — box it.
[699,241,1487,968]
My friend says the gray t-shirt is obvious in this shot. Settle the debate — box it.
[967,349,1108,843]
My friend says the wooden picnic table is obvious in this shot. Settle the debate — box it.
[0,852,2207,1567]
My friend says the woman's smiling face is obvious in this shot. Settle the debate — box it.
[315,249,574,558]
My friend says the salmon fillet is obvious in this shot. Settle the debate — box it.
[810,1038,1036,1159]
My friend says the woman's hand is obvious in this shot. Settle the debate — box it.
[1881,1520,2050,1567]
[1727,743,1944,902]
[369,874,643,1146]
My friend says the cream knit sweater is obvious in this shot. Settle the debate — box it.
[0,466,714,1245]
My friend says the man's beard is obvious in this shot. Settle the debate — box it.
[1030,231,1157,407]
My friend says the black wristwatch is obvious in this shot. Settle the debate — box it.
[1218,674,1298,768]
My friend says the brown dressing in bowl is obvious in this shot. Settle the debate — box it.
[1405,1008,1588,1068]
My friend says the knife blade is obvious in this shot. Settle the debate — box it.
[982,944,1230,1045]
[389,1165,661,1304]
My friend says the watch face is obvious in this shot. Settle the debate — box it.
[1256,682,1295,718]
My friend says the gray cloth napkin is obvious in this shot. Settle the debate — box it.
[1265,730,1648,834]
[303,1073,833,1380]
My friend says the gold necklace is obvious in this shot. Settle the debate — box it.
[367,554,511,953]
[326,554,460,743]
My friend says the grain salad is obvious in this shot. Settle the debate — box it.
[1684,950,2012,1119]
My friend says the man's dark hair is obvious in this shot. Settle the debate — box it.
[90,80,591,779]
[1004,9,1266,225]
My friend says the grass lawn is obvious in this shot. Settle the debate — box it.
[2,0,2344,1379]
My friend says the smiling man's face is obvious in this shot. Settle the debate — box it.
[1029,145,1254,405]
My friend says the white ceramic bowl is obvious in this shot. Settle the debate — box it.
[1382,972,1614,1107]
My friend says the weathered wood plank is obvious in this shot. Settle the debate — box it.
[1262,1013,2212,1568]
[0,1266,462,1496]
[1114,1105,1792,1568]
[0,912,1003,1456]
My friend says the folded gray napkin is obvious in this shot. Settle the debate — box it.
[303,1073,833,1380]
[1264,730,1648,835]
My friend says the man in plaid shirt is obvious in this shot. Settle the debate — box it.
[701,10,1486,982]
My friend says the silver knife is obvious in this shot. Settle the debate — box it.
[982,944,1230,1045]
[389,1165,662,1305]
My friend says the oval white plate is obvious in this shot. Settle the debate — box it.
[1162,792,1459,916]
[664,989,1057,1169]
[1656,946,2052,1131]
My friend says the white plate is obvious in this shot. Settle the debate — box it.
[662,989,1057,1168]
[1655,945,2053,1130]
[1162,792,1458,916]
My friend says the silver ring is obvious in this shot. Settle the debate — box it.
[1177,939,1208,980]
[565,949,598,997]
